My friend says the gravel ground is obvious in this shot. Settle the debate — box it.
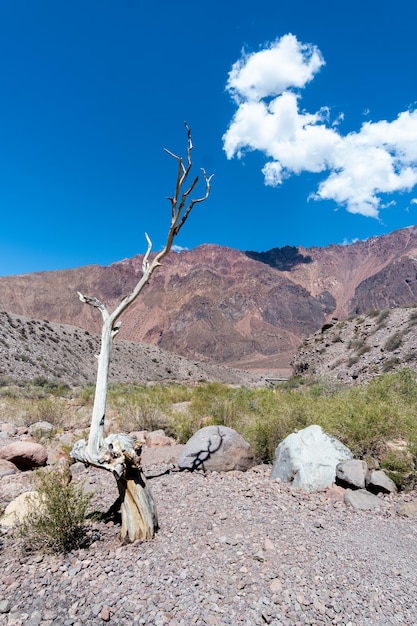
[1,447,417,626]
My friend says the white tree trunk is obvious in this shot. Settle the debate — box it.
[70,124,212,543]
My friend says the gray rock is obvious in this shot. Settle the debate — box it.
[0,458,19,477]
[178,425,255,472]
[270,425,352,492]
[0,600,10,614]
[344,488,382,510]
[397,499,417,518]
[336,459,368,489]
[1,422,18,437]
[28,421,54,436]
[365,469,398,494]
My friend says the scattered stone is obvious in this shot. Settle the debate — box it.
[397,499,417,518]
[0,441,48,470]
[325,484,345,501]
[100,606,111,622]
[0,426,416,626]
[178,425,255,472]
[269,578,283,593]
[0,600,11,614]
[145,430,174,447]
[344,488,382,510]
[1,423,18,437]
[336,459,368,489]
[0,458,19,477]
[365,469,398,494]
[28,421,54,437]
[270,425,352,492]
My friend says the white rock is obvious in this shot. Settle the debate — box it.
[270,425,352,492]
[0,491,42,527]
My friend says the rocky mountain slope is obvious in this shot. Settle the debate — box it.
[292,306,417,384]
[2,226,417,373]
[0,311,266,387]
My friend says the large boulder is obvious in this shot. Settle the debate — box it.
[0,491,42,528]
[0,441,48,470]
[270,425,352,492]
[178,425,255,472]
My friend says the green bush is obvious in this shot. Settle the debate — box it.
[31,396,69,427]
[18,468,92,554]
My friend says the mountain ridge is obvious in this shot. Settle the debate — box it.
[2,226,417,372]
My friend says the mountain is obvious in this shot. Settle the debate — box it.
[0,311,266,387]
[292,307,417,384]
[2,226,417,374]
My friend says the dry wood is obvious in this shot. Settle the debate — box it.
[70,124,212,542]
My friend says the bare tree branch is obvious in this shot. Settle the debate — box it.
[70,124,213,543]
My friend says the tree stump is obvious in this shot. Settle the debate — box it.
[71,434,158,543]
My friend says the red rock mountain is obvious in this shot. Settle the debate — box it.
[2,226,417,374]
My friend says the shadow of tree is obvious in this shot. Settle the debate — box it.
[181,426,225,472]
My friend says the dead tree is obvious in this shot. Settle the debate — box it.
[70,124,213,543]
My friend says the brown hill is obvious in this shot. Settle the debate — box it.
[0,311,266,387]
[2,226,417,374]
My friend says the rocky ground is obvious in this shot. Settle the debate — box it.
[1,442,417,626]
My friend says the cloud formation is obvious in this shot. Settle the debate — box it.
[223,34,417,218]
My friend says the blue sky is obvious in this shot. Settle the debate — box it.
[1,0,417,275]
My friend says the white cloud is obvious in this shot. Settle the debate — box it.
[223,35,417,218]
[171,244,188,253]
[226,34,324,103]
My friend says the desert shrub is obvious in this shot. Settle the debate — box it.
[242,390,309,462]
[384,332,403,352]
[77,383,96,406]
[348,338,364,351]
[168,411,208,443]
[382,357,401,373]
[408,309,417,325]
[18,469,92,554]
[31,396,69,427]
[380,449,414,474]
[380,450,416,490]
[32,377,70,396]
[115,396,168,432]
[347,355,359,367]
[376,310,391,327]
[404,350,417,363]
[318,369,417,457]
